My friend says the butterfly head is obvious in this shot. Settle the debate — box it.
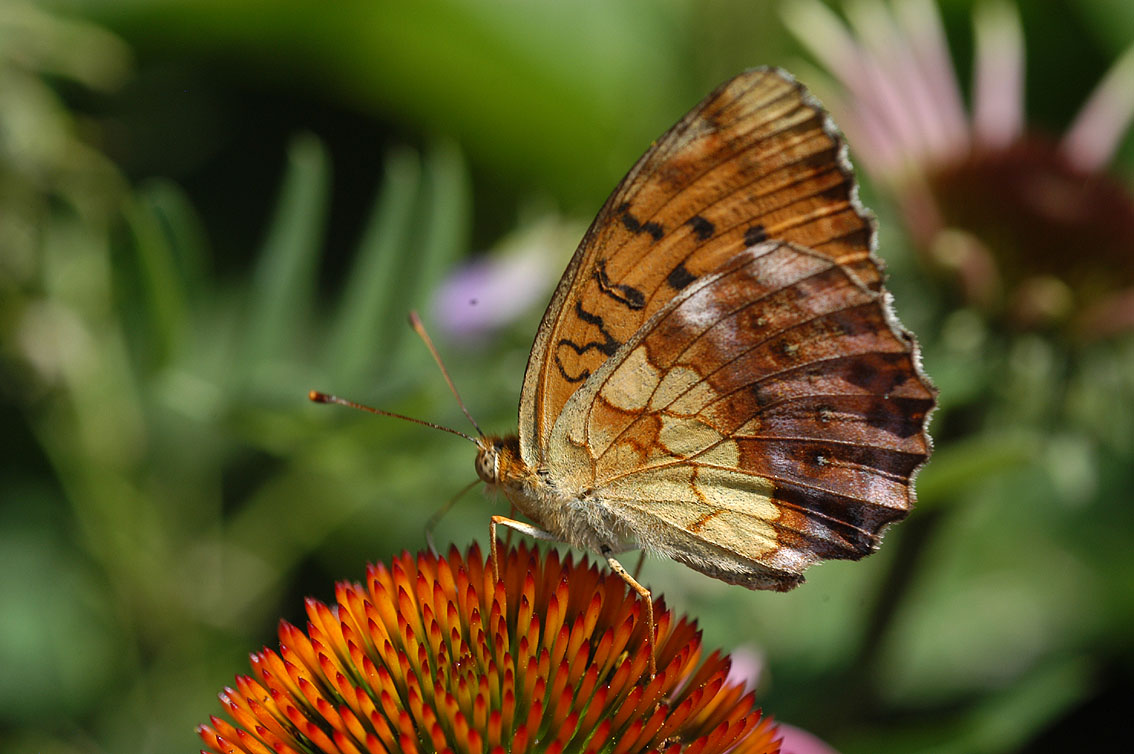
[474,434,524,487]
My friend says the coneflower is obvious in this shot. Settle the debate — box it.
[198,543,783,754]
[785,0,1134,338]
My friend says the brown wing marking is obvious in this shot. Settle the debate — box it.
[520,67,880,466]
[545,242,934,586]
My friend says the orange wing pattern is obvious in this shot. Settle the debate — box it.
[519,68,880,464]
[544,242,934,588]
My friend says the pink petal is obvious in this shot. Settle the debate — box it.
[1063,44,1134,172]
[724,645,765,692]
[777,722,841,754]
[823,85,909,178]
[783,1,892,139]
[784,0,973,179]
[973,1,1025,148]
[896,0,970,160]
[783,0,870,92]
[847,1,939,166]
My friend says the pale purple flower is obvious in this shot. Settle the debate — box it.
[432,217,579,342]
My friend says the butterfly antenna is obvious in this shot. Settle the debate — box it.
[408,311,485,437]
[308,391,477,443]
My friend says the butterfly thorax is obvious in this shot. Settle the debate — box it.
[475,434,634,554]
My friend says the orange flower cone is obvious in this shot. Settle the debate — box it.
[199,543,782,754]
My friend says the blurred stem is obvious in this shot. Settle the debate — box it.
[810,506,950,729]
[858,507,946,690]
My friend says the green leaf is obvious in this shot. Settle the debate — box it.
[385,139,472,361]
[915,432,1041,510]
[324,148,421,393]
[122,190,190,366]
[931,656,1092,754]
[241,133,329,389]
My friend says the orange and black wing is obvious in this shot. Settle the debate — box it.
[519,68,880,464]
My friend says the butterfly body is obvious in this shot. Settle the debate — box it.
[477,434,638,556]
[480,429,804,592]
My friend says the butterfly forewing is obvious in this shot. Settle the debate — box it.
[520,68,882,463]
[543,241,934,589]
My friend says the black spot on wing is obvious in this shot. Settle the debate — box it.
[846,352,913,395]
[667,262,697,290]
[553,351,589,383]
[751,383,775,408]
[864,396,934,439]
[744,224,768,246]
[570,301,622,356]
[776,339,800,360]
[617,202,638,230]
[617,202,663,241]
[687,215,715,240]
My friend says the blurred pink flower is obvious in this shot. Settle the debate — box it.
[722,646,839,753]
[777,723,841,754]
[785,0,1134,337]
[726,644,768,693]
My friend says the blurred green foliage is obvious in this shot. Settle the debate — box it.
[1,1,1131,752]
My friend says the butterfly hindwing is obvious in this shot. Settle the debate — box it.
[544,242,934,587]
[520,67,881,465]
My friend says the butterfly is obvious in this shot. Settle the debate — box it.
[316,67,935,678]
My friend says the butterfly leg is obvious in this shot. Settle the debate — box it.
[604,547,656,681]
[489,515,559,583]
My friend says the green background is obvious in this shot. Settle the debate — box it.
[2,1,1132,752]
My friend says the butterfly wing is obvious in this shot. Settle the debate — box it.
[543,241,934,589]
[519,67,880,467]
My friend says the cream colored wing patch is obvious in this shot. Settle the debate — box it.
[544,240,934,584]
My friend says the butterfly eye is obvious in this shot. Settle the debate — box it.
[474,448,497,484]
